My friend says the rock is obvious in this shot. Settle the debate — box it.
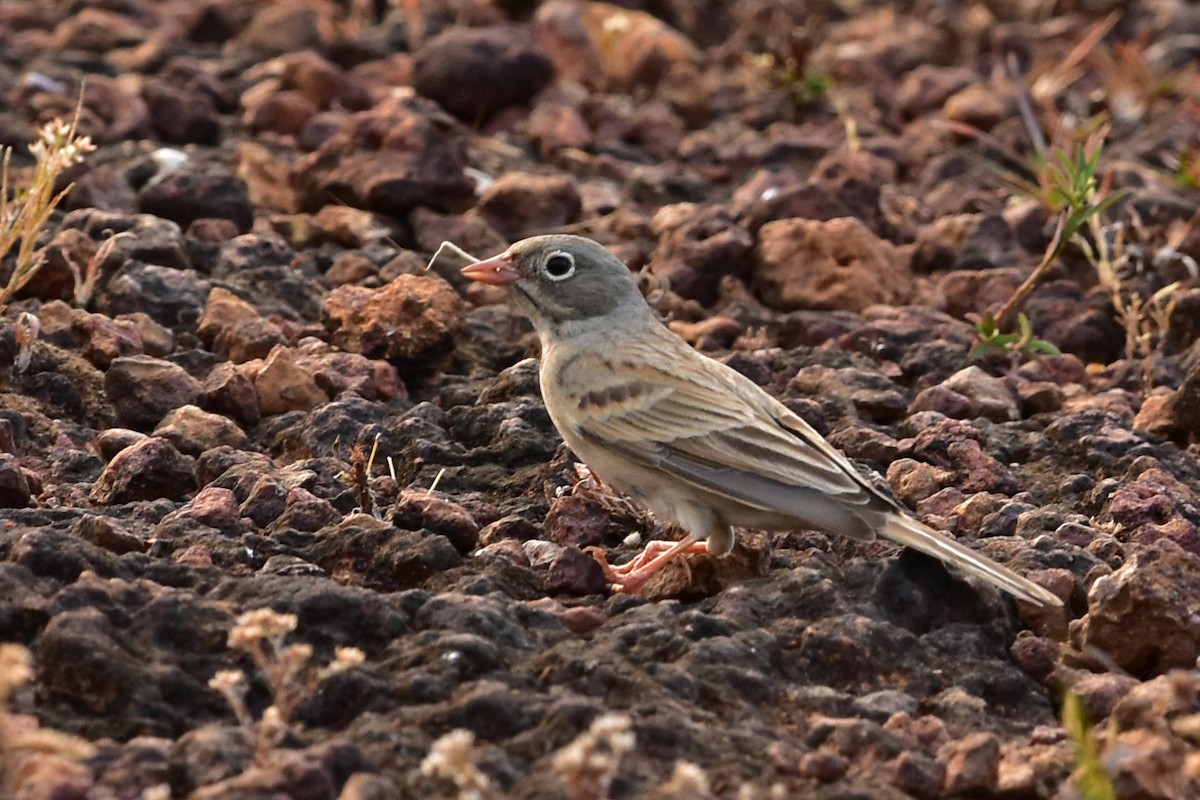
[104,355,204,430]
[201,363,262,428]
[252,345,330,415]
[153,405,250,456]
[941,731,1000,795]
[1067,671,1141,720]
[96,429,148,461]
[649,203,754,305]
[90,436,197,504]
[943,84,1015,130]
[72,514,146,555]
[413,26,554,122]
[389,490,480,554]
[543,494,616,549]
[38,303,145,369]
[138,163,254,234]
[292,91,476,216]
[61,210,191,272]
[322,274,462,381]
[99,262,212,331]
[755,217,911,312]
[195,287,263,342]
[214,316,288,364]
[159,486,249,535]
[475,173,582,240]
[1070,538,1200,676]
[895,65,976,120]
[227,1,322,57]
[545,545,608,595]
[143,78,222,146]
[297,349,403,402]
[535,0,700,90]
[273,488,341,533]
[892,750,945,800]
[939,366,1020,422]
[239,476,289,529]
[0,453,33,508]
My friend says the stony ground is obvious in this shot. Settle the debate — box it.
[1,0,1199,798]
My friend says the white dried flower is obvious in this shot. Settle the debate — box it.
[421,729,492,800]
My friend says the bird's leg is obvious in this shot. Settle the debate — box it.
[587,535,709,593]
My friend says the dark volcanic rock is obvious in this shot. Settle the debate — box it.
[413,26,554,122]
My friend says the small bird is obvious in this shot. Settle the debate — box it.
[461,234,1061,607]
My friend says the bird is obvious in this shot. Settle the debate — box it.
[460,234,1062,607]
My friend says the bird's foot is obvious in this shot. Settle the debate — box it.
[585,536,708,593]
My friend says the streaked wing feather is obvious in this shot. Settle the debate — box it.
[561,346,892,527]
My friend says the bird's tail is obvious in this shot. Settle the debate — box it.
[881,514,1061,607]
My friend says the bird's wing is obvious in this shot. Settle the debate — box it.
[555,339,890,536]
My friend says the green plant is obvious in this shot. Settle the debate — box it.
[971,311,1061,362]
[988,127,1127,335]
[1062,692,1117,800]
[755,53,831,109]
[0,111,95,315]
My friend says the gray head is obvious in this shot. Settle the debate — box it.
[461,234,648,335]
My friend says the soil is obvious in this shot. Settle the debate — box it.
[1,1,1199,798]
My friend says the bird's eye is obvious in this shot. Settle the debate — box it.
[544,252,575,280]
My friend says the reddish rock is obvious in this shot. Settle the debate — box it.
[90,437,197,503]
[72,514,146,554]
[887,458,956,508]
[413,26,554,122]
[309,205,395,248]
[52,8,148,52]
[104,355,204,431]
[322,274,462,380]
[390,490,480,554]
[939,366,1019,422]
[95,429,148,461]
[325,252,379,286]
[297,349,403,402]
[153,404,250,456]
[291,92,476,216]
[526,100,593,157]
[535,0,700,90]
[239,476,289,529]
[38,302,146,369]
[475,173,582,240]
[895,65,977,120]
[649,203,754,305]
[273,487,341,532]
[755,217,911,312]
[543,494,613,549]
[202,363,262,428]
[244,89,318,136]
[227,2,322,57]
[143,78,222,146]
[213,317,287,364]
[1070,539,1200,676]
[943,84,1015,131]
[252,345,329,415]
[159,486,248,535]
[941,732,1000,795]
[0,453,33,508]
[546,545,608,595]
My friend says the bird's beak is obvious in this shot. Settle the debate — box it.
[461,252,520,285]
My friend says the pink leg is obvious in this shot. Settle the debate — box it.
[586,536,710,593]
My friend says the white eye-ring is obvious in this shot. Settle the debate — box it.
[543,251,575,280]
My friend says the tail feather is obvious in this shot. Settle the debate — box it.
[881,514,1061,607]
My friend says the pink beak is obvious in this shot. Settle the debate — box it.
[461,253,520,285]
